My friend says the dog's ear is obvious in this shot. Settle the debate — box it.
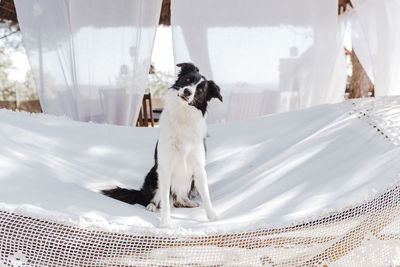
[177,62,199,75]
[171,63,200,89]
[207,80,223,102]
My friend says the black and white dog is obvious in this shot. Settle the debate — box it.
[102,63,223,227]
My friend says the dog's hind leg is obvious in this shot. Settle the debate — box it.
[182,199,200,208]
[146,202,157,212]
[173,197,200,208]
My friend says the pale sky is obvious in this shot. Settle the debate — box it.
[9,50,31,81]
[152,26,175,74]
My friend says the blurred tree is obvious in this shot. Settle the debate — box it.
[348,49,374,98]
[338,0,375,99]
[16,70,37,102]
[0,46,16,101]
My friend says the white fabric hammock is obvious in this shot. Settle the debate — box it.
[1,96,400,266]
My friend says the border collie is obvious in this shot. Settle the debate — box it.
[102,63,223,227]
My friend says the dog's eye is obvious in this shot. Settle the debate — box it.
[186,78,191,82]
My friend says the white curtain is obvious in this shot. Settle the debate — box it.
[171,0,347,123]
[350,0,400,96]
[15,0,162,125]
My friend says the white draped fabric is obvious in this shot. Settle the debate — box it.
[171,0,347,123]
[14,0,162,125]
[350,0,400,96]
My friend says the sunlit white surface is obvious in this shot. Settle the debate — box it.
[0,97,399,233]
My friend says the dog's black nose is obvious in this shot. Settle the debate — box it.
[183,88,192,96]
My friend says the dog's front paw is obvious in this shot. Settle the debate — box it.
[159,218,172,228]
[206,209,219,222]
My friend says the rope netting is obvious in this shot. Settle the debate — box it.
[1,97,400,266]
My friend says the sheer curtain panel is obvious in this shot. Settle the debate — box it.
[350,0,400,96]
[172,0,347,123]
[15,0,162,125]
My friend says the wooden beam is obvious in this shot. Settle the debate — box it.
[338,0,354,15]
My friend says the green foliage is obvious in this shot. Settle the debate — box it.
[0,46,17,101]
[0,45,38,102]
[16,70,38,101]
[0,24,38,103]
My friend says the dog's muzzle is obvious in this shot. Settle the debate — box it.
[179,88,192,102]
[183,88,192,97]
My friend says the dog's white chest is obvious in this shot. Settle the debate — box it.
[156,92,207,194]
[159,91,207,143]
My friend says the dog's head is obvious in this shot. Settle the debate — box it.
[171,62,222,115]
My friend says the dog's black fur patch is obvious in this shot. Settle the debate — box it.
[101,63,221,208]
[102,142,159,206]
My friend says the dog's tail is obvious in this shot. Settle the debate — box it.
[101,187,147,206]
